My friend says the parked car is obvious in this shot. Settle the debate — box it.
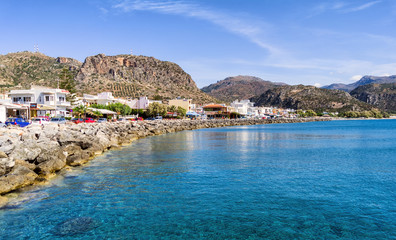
[5,118,30,127]
[97,118,107,123]
[84,118,96,123]
[50,117,67,124]
[145,117,155,121]
[31,117,49,125]
[71,118,84,124]
[117,118,126,121]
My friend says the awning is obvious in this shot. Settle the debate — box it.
[186,111,200,116]
[88,108,117,115]
[2,103,28,109]
[37,105,56,111]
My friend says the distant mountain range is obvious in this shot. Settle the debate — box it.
[322,75,396,92]
[201,75,286,102]
[251,85,375,113]
[350,83,396,113]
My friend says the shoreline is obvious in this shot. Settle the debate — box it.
[0,118,329,206]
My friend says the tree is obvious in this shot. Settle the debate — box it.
[176,106,187,117]
[59,68,77,104]
[72,105,86,118]
[147,102,167,117]
[168,105,177,113]
[305,110,317,117]
[296,109,306,118]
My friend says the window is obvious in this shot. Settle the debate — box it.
[23,97,31,102]
[50,96,54,101]
[39,96,42,102]
[45,96,50,101]
[59,96,65,102]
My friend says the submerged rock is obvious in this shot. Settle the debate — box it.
[1,191,49,209]
[53,217,99,236]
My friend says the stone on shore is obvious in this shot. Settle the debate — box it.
[0,165,38,194]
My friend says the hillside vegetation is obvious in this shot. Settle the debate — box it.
[251,85,376,113]
[350,83,396,113]
[0,52,81,91]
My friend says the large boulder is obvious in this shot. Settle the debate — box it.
[0,165,38,194]
[0,136,16,155]
[34,141,67,176]
[0,156,15,175]
[9,139,42,162]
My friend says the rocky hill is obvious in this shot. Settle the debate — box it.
[323,75,396,92]
[201,75,286,102]
[75,54,217,103]
[0,52,217,104]
[350,83,396,113]
[0,51,81,91]
[251,85,375,113]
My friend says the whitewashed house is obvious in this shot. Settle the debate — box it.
[76,92,122,107]
[8,86,71,117]
[128,96,162,110]
[231,99,257,117]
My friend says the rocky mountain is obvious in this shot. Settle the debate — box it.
[350,83,396,113]
[75,54,217,104]
[251,85,375,113]
[323,75,396,92]
[0,51,81,91]
[0,52,217,104]
[201,75,286,102]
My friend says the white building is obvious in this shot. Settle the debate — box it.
[77,92,121,107]
[8,86,71,117]
[230,99,257,117]
[127,96,162,110]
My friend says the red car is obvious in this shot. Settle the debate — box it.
[84,118,96,123]
[71,118,84,124]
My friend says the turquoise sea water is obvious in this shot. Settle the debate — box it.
[1,120,396,239]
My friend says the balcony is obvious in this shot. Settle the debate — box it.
[56,101,71,107]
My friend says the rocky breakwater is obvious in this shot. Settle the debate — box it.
[0,118,328,197]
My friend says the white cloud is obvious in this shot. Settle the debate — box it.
[310,1,382,16]
[342,1,382,13]
[112,0,280,55]
[314,83,322,87]
[99,7,109,14]
[350,75,363,81]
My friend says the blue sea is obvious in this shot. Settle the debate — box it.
[1,120,395,239]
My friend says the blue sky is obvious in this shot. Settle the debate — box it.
[1,0,396,88]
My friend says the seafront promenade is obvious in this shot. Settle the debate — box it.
[0,118,329,198]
